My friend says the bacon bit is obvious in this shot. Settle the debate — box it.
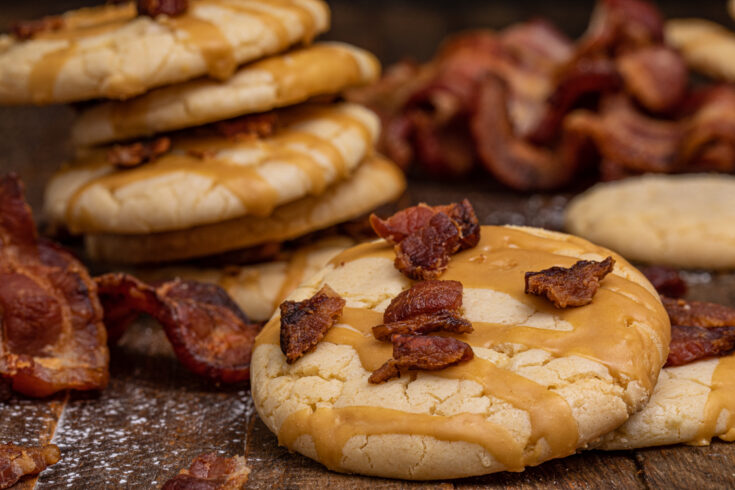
[0,444,60,489]
[213,113,279,141]
[0,174,109,398]
[372,312,472,342]
[383,280,463,323]
[11,16,64,40]
[662,297,735,328]
[162,453,250,490]
[368,334,474,384]
[279,285,345,364]
[667,325,735,367]
[525,256,615,308]
[107,137,171,168]
[641,266,687,298]
[95,273,260,383]
[137,0,189,17]
[371,201,480,280]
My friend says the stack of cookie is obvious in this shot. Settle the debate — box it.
[0,1,405,273]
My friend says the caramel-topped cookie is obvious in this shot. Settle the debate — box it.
[251,225,670,479]
[45,103,379,235]
[72,42,380,146]
[0,0,329,105]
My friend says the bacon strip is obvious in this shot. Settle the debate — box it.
[107,137,171,168]
[667,325,735,367]
[0,175,108,397]
[279,285,345,364]
[162,453,250,490]
[372,312,472,342]
[0,444,60,489]
[95,273,259,383]
[662,297,735,328]
[641,266,687,299]
[384,280,464,322]
[137,0,189,17]
[525,257,615,308]
[369,334,474,384]
[616,45,688,114]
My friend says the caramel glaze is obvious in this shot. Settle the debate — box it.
[23,0,320,103]
[692,355,735,445]
[62,106,371,234]
[254,226,670,472]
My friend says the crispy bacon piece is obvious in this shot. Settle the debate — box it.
[369,334,474,384]
[0,444,60,489]
[679,86,735,173]
[616,46,688,114]
[667,325,735,367]
[370,200,480,248]
[279,285,345,364]
[577,0,664,57]
[383,280,464,322]
[0,175,108,397]
[107,137,171,168]
[641,266,687,298]
[137,0,189,17]
[162,453,250,490]
[662,297,735,328]
[372,312,472,342]
[95,273,259,383]
[213,113,279,141]
[525,256,615,308]
[11,16,64,40]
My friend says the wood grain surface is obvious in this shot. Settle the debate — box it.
[2,1,735,488]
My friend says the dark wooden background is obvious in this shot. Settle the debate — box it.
[3,1,735,488]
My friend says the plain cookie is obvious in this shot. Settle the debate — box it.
[83,155,405,263]
[45,103,379,234]
[0,0,329,104]
[251,225,670,479]
[565,174,735,269]
[72,42,380,146]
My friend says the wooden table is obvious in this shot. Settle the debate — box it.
[3,1,735,488]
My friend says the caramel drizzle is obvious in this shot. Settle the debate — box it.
[255,226,670,470]
[693,355,735,444]
[63,107,371,232]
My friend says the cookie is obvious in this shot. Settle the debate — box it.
[72,42,380,146]
[665,19,735,82]
[141,235,355,321]
[565,174,735,269]
[83,154,405,263]
[250,225,670,479]
[599,355,735,449]
[45,102,379,234]
[0,0,329,105]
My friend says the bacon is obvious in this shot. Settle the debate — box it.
[383,280,464,323]
[162,453,250,490]
[395,212,463,281]
[368,334,474,384]
[137,0,189,17]
[667,325,735,367]
[577,0,664,57]
[370,200,479,248]
[213,113,279,141]
[0,444,60,489]
[525,256,615,308]
[11,16,64,40]
[95,273,259,383]
[0,175,108,398]
[279,285,345,364]
[372,312,472,342]
[662,297,735,328]
[641,266,687,298]
[107,137,171,168]
[617,46,688,114]
[679,86,735,172]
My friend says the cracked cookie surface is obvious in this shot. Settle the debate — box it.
[251,225,670,479]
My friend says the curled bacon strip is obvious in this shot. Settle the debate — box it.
[162,453,250,490]
[616,46,688,114]
[279,285,345,364]
[369,334,474,384]
[107,137,171,168]
[0,175,108,397]
[525,256,615,308]
[0,444,60,489]
[641,266,687,299]
[95,273,259,383]
[371,201,480,280]
[137,0,189,17]
[662,297,735,328]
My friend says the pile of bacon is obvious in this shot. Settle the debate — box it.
[348,0,735,189]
